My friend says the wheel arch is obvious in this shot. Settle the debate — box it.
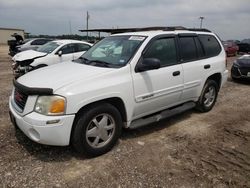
[70,97,127,144]
[206,73,222,91]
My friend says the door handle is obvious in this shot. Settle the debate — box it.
[172,71,180,76]
[204,64,211,69]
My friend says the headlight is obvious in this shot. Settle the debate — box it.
[34,95,66,116]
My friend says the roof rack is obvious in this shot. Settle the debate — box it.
[79,26,211,34]
[187,28,211,32]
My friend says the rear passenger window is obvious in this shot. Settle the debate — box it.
[179,37,197,62]
[194,37,205,58]
[199,35,221,57]
[76,43,91,52]
[144,38,177,66]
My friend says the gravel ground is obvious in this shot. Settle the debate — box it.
[0,45,250,187]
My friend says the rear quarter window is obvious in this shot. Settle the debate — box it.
[198,35,221,57]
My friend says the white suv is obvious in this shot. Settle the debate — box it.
[9,27,228,156]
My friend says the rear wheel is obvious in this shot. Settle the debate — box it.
[196,80,218,112]
[72,103,122,157]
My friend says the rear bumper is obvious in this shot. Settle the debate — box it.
[9,98,75,146]
[221,69,229,87]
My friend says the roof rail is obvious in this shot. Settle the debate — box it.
[79,26,211,34]
[187,28,211,32]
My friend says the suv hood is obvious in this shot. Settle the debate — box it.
[17,62,115,91]
[13,50,47,62]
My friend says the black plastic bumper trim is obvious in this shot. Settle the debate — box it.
[13,80,53,95]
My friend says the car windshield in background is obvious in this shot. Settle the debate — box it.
[36,42,60,53]
[23,39,32,44]
[79,35,146,67]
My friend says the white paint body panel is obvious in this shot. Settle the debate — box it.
[9,30,228,146]
[13,50,46,61]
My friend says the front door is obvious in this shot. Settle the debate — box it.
[132,36,183,119]
[57,44,74,63]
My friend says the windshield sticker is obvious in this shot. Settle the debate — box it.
[129,36,145,41]
[119,59,125,63]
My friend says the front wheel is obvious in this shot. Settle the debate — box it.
[72,103,122,157]
[196,80,218,112]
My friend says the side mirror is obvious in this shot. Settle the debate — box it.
[58,51,62,56]
[136,58,161,72]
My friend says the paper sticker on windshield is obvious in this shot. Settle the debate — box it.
[129,36,145,41]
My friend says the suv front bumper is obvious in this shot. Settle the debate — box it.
[9,98,75,146]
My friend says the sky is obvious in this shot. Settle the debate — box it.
[0,0,249,40]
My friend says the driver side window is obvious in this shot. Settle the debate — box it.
[144,37,177,67]
[59,44,74,55]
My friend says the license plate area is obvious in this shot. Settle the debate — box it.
[247,72,250,77]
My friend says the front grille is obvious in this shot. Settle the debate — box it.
[14,88,28,111]
[239,67,250,76]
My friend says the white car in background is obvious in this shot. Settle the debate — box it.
[12,40,92,78]
[17,38,53,52]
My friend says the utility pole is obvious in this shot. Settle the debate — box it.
[86,11,89,41]
[69,20,72,35]
[199,16,204,28]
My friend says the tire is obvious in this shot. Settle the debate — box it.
[231,75,238,82]
[72,103,122,157]
[196,80,219,112]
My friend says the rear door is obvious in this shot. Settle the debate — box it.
[180,34,222,101]
[132,36,184,118]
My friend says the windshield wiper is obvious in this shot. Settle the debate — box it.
[88,60,110,67]
[74,57,89,63]
[76,58,121,68]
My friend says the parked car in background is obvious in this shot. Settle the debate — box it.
[17,38,53,52]
[238,39,250,54]
[227,40,240,45]
[222,41,238,56]
[12,40,92,78]
[8,33,24,56]
[9,27,228,156]
[231,55,250,80]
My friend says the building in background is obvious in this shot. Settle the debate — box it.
[0,27,25,44]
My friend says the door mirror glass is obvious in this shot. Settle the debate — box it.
[58,50,62,56]
[136,58,161,72]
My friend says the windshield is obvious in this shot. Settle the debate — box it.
[79,35,146,67]
[36,41,60,53]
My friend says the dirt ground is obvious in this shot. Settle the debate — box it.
[0,45,250,188]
